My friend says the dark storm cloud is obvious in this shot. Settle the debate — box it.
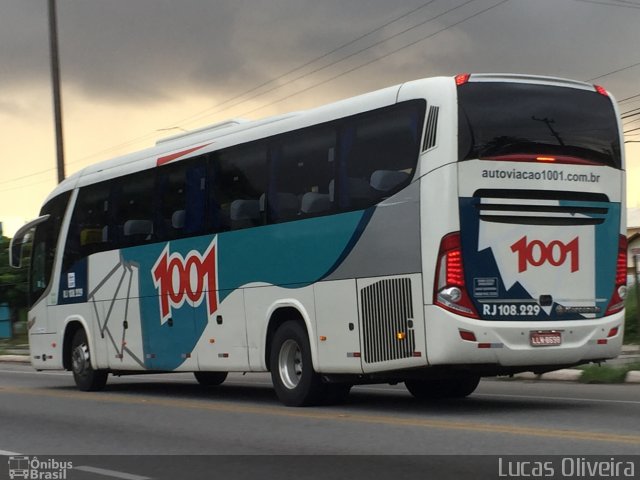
[1,0,423,104]
[2,0,640,107]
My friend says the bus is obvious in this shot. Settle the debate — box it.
[10,73,626,406]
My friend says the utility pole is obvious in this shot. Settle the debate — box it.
[48,0,65,183]
[635,254,640,336]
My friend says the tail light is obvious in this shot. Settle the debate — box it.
[434,232,479,318]
[594,85,609,97]
[455,73,471,86]
[605,235,627,315]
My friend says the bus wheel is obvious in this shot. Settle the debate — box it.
[71,329,108,391]
[405,374,480,400]
[194,371,228,386]
[270,321,324,407]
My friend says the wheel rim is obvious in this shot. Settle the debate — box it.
[72,343,90,376]
[278,339,303,389]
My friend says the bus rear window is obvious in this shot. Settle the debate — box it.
[458,82,621,168]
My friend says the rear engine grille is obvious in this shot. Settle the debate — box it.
[473,189,609,226]
[361,278,415,363]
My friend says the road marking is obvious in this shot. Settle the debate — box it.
[2,386,640,446]
[75,465,150,480]
[0,369,69,376]
[0,449,21,455]
[473,392,640,405]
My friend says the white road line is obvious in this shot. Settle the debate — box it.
[75,465,151,480]
[473,392,640,405]
[0,449,22,455]
[0,369,69,376]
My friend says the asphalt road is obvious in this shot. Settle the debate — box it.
[1,363,639,479]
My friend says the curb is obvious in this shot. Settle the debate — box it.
[510,368,640,384]
[0,355,30,364]
[0,355,31,364]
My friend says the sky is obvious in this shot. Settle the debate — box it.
[1,0,640,236]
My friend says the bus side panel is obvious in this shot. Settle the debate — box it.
[420,162,460,304]
[314,279,363,374]
[323,181,421,282]
[194,288,250,371]
[87,250,147,371]
[244,284,317,371]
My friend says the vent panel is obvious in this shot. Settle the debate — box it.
[361,278,415,363]
[473,190,609,226]
[422,106,439,151]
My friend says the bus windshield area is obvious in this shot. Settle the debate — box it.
[457,82,622,168]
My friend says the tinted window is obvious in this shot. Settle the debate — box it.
[63,182,111,271]
[337,102,424,211]
[30,192,70,306]
[270,127,336,222]
[458,82,621,168]
[109,172,156,248]
[157,159,208,240]
[214,144,268,230]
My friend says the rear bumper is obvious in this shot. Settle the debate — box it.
[424,305,624,368]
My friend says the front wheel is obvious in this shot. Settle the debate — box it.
[270,321,325,407]
[405,374,480,400]
[71,329,108,391]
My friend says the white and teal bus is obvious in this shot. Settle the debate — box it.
[11,74,626,406]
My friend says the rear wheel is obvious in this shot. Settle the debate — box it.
[270,321,325,407]
[405,374,480,400]
[71,329,108,391]
[194,371,228,386]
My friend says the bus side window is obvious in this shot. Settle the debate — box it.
[269,126,336,223]
[338,103,423,211]
[30,191,71,306]
[113,172,155,247]
[215,144,267,231]
[157,158,207,241]
[63,182,111,272]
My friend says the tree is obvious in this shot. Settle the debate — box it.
[0,235,30,333]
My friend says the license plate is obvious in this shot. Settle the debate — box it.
[530,331,562,347]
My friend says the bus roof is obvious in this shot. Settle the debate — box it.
[43,73,610,205]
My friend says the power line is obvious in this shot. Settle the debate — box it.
[587,60,640,82]
[620,93,640,103]
[56,0,470,172]
[572,0,640,9]
[237,0,510,118]
[172,0,442,128]
[0,168,54,187]
[178,0,477,129]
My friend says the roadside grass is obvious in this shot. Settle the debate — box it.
[578,362,640,384]
[0,328,28,354]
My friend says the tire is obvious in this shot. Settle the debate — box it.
[405,374,480,400]
[71,329,108,391]
[270,320,325,407]
[194,371,228,386]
